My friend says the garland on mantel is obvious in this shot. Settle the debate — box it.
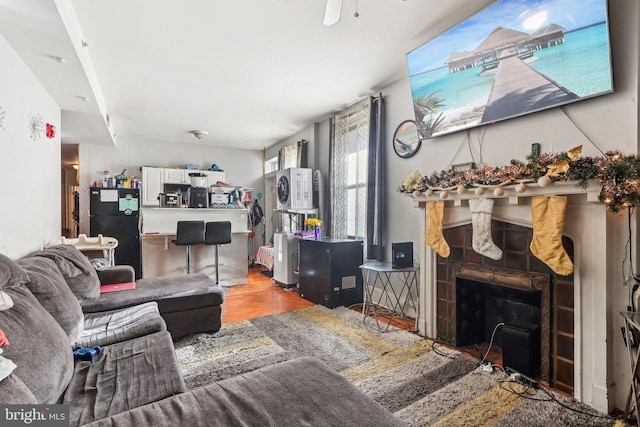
[397,146,640,213]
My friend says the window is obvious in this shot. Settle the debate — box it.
[330,95,385,260]
[330,100,370,241]
[346,125,368,238]
[265,156,279,173]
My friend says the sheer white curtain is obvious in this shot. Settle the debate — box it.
[330,99,371,242]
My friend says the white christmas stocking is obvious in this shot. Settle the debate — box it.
[469,198,503,260]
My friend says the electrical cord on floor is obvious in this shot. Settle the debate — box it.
[539,386,620,420]
[499,380,551,401]
[429,340,456,359]
[430,337,482,360]
[429,337,507,373]
[479,322,504,365]
[499,379,621,420]
[430,331,614,420]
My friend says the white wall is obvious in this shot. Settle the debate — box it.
[78,136,264,234]
[0,34,61,259]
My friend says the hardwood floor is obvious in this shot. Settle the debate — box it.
[222,266,415,332]
[221,267,314,323]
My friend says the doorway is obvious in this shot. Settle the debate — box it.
[61,144,79,238]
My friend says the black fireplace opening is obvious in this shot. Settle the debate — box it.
[456,277,542,376]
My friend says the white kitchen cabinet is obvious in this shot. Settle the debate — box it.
[203,171,226,186]
[164,168,188,184]
[142,166,164,206]
[142,167,226,207]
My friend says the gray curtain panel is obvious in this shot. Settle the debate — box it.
[367,94,385,260]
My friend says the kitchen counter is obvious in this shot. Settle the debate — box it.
[141,207,249,235]
[140,208,249,284]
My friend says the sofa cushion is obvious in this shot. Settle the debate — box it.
[0,253,29,289]
[0,374,38,404]
[17,257,84,344]
[96,265,134,285]
[34,245,101,301]
[81,273,224,313]
[77,302,167,348]
[64,331,186,426]
[83,356,405,427]
[0,285,74,403]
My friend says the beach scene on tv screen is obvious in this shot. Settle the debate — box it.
[407,0,613,138]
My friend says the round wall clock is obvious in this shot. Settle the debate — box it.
[393,120,422,158]
[28,113,45,140]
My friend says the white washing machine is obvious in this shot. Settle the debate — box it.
[276,168,313,211]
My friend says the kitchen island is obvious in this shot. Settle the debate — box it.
[140,207,250,285]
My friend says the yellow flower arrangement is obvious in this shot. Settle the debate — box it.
[304,218,323,230]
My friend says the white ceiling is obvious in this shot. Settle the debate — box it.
[0,0,493,150]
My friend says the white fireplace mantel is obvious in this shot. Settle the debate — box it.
[410,179,631,413]
[409,179,602,207]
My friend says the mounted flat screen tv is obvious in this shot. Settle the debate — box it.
[406,0,613,139]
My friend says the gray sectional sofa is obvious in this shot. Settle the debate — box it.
[35,244,225,339]
[0,245,404,426]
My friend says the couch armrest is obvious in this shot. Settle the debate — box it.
[97,266,135,285]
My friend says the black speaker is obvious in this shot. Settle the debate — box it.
[392,242,413,269]
[502,323,540,377]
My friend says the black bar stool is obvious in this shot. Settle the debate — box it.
[205,221,232,284]
[171,221,205,274]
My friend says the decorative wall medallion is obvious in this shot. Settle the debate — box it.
[28,113,45,140]
[0,107,5,131]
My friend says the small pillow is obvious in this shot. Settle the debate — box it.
[0,254,29,290]
[0,292,13,311]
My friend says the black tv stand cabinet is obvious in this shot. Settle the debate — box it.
[298,239,363,308]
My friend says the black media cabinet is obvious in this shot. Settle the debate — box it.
[298,239,363,308]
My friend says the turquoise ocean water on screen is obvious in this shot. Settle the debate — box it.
[410,23,613,113]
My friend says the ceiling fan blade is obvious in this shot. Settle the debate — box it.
[323,0,342,26]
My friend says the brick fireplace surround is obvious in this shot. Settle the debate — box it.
[412,181,632,413]
[439,224,564,391]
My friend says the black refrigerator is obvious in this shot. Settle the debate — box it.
[90,187,142,279]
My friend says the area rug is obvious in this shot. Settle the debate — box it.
[174,305,625,427]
